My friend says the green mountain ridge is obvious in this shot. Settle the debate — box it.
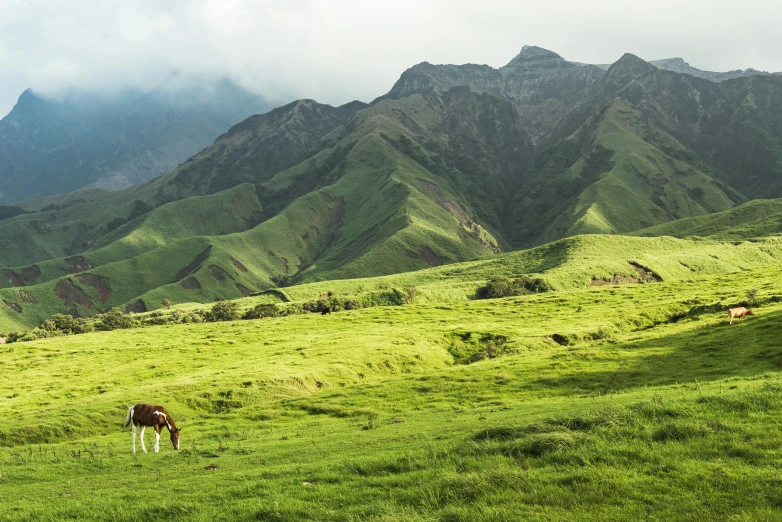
[2,47,782,328]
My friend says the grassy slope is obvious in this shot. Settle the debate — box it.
[633,198,782,240]
[0,131,503,331]
[510,98,736,247]
[2,260,782,520]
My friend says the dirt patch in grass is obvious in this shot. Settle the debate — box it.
[1,270,22,286]
[1,265,40,286]
[54,279,94,316]
[231,258,247,272]
[76,273,112,302]
[180,277,201,290]
[236,284,253,297]
[590,262,661,286]
[66,223,97,254]
[281,257,289,273]
[320,192,345,225]
[124,299,147,313]
[210,265,231,281]
[416,178,470,224]
[18,290,35,304]
[176,246,212,281]
[406,247,448,267]
[3,300,21,312]
[63,256,94,275]
[20,266,40,284]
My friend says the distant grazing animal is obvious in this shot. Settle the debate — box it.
[124,403,181,453]
[321,306,332,315]
[728,307,755,325]
[0,337,6,344]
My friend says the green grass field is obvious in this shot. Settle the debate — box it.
[2,249,782,520]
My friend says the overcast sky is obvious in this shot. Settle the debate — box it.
[1,0,781,117]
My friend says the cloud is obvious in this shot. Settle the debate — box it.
[1,0,782,117]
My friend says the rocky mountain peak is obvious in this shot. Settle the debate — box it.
[505,46,567,68]
[605,53,657,78]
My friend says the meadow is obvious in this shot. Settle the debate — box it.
[2,249,782,520]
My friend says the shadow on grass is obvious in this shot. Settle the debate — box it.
[532,308,782,394]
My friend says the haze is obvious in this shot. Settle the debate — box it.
[1,0,781,117]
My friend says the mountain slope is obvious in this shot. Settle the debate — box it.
[632,198,782,240]
[508,98,735,246]
[386,46,605,144]
[0,80,273,203]
[554,53,782,200]
[0,90,518,329]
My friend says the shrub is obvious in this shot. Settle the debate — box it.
[205,300,240,322]
[475,275,552,299]
[243,303,280,319]
[746,288,760,306]
[95,308,136,331]
[162,298,172,309]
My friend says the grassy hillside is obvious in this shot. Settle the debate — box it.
[2,257,782,519]
[3,51,782,325]
[509,98,736,246]
[633,198,782,240]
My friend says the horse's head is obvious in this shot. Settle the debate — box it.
[748,309,756,316]
[170,428,181,450]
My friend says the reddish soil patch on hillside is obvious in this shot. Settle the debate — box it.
[124,299,147,313]
[210,265,231,281]
[63,256,94,275]
[590,262,662,286]
[1,265,40,286]
[281,257,289,273]
[1,270,22,286]
[18,290,36,303]
[320,192,345,225]
[236,284,253,297]
[180,277,201,290]
[21,265,41,284]
[76,273,112,302]
[54,279,94,316]
[406,247,448,267]
[3,300,21,312]
[176,246,212,281]
[416,178,470,224]
[312,225,320,237]
[231,258,247,272]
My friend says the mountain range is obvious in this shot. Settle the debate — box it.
[0,79,273,203]
[1,46,782,330]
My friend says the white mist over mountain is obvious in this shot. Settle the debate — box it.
[2,0,781,117]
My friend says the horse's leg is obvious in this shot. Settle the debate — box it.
[131,423,136,453]
[154,425,161,453]
[140,426,147,453]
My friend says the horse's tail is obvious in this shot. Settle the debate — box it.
[124,406,134,428]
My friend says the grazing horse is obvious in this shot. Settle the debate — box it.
[321,306,332,315]
[124,403,181,453]
[728,307,755,325]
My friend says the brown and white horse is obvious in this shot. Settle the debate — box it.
[124,403,181,453]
